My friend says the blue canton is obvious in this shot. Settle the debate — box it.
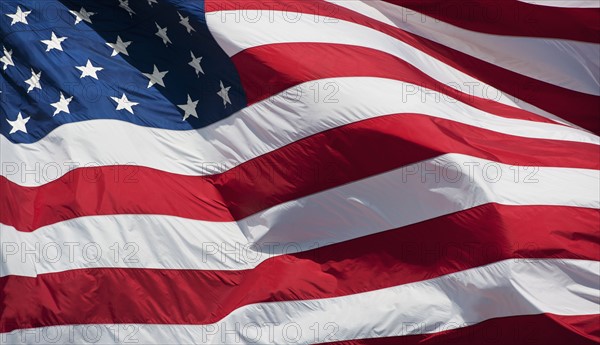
[0,0,247,143]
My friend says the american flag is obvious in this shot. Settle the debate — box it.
[1,0,599,344]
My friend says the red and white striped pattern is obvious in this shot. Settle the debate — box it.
[2,1,599,344]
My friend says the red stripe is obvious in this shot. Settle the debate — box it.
[325,313,600,345]
[206,0,600,134]
[383,0,600,43]
[2,114,598,232]
[233,43,560,126]
[1,204,598,332]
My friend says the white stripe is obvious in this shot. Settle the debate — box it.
[207,9,599,97]
[3,77,598,186]
[3,153,598,277]
[326,1,599,95]
[519,0,600,8]
[205,8,588,129]
[2,259,598,344]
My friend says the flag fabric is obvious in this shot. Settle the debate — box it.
[1,0,599,344]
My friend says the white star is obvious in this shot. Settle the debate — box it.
[155,23,172,46]
[6,6,31,26]
[178,12,195,34]
[76,59,104,80]
[50,92,73,116]
[119,0,136,17]
[41,32,68,52]
[25,69,42,93]
[6,112,30,134]
[147,0,158,6]
[178,94,199,121]
[217,81,232,107]
[111,93,139,114]
[188,51,204,77]
[142,65,168,88]
[69,7,95,25]
[106,36,132,56]
[1,46,14,70]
